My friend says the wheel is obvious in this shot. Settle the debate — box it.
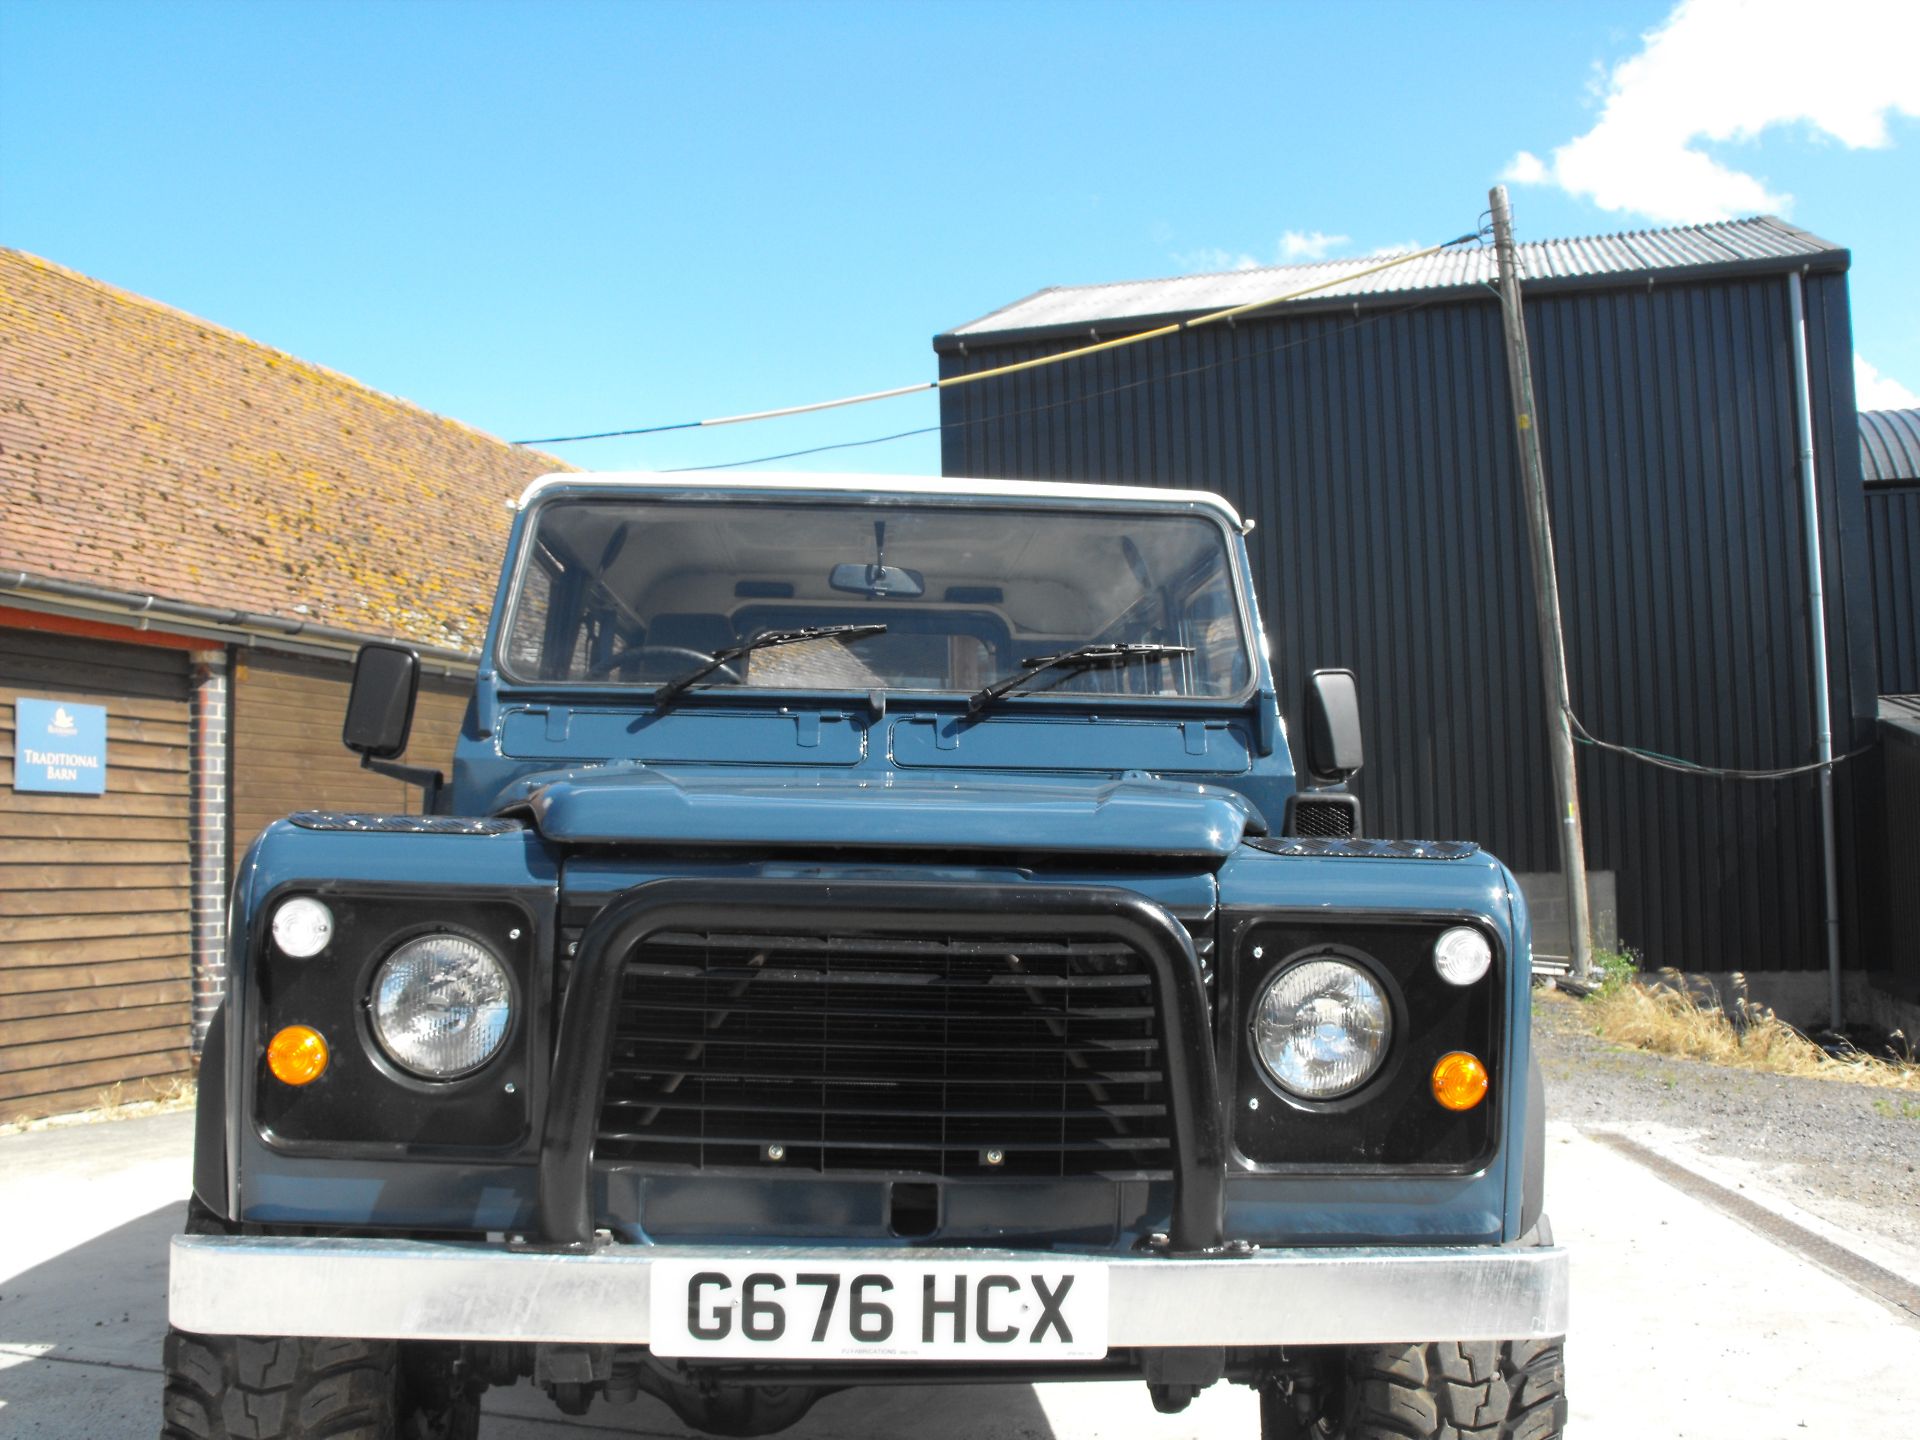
[161,1329,480,1440]
[1343,1339,1566,1439]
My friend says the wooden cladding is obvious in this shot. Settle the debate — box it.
[230,653,469,865]
[0,626,194,1123]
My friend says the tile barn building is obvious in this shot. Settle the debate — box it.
[0,250,562,1122]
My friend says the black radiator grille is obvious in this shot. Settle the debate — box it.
[589,922,1187,1179]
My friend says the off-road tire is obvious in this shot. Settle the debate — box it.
[160,1329,480,1440]
[1344,1339,1566,1439]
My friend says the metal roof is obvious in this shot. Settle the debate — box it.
[1860,408,1920,484]
[518,470,1247,529]
[941,215,1846,344]
[1881,694,1920,728]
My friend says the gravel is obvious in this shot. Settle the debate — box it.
[1533,988,1920,1262]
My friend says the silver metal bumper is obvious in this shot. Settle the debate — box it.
[170,1234,1568,1346]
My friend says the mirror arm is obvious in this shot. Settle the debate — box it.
[358,751,445,813]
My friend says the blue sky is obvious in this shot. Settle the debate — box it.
[3,0,1915,476]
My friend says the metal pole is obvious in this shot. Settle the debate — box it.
[1488,185,1593,984]
[1787,270,1846,1030]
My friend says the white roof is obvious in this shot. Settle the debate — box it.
[517,470,1248,530]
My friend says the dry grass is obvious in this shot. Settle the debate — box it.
[1582,969,1920,1092]
[0,1075,198,1138]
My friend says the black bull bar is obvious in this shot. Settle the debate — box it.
[536,878,1227,1253]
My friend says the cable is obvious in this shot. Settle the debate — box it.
[1566,706,1871,779]
[513,234,1480,446]
[658,289,1449,471]
[665,424,943,472]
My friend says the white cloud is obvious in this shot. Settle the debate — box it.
[1279,230,1350,261]
[1178,230,1364,274]
[1176,247,1263,274]
[1856,355,1920,409]
[1506,0,1920,223]
[1504,151,1550,185]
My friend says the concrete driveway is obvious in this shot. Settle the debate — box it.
[2,1112,1917,1438]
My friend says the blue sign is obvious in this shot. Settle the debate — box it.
[14,698,108,795]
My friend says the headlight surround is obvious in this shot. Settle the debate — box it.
[370,933,513,1079]
[1251,957,1393,1100]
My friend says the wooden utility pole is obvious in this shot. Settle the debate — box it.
[1488,184,1593,984]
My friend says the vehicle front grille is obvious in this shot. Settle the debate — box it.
[591,923,1182,1179]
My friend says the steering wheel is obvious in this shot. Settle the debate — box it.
[583,645,743,683]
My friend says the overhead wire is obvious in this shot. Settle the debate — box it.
[667,288,1450,471]
[513,233,1480,447]
[1566,706,1871,780]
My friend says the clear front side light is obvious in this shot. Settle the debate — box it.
[1252,958,1392,1100]
[271,897,334,958]
[1433,926,1493,986]
[370,934,512,1079]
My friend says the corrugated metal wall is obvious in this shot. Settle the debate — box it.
[937,271,1878,975]
[1880,713,1920,988]
[1865,484,1920,694]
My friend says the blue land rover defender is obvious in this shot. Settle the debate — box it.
[165,474,1567,1439]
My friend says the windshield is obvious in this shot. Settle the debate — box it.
[499,496,1252,700]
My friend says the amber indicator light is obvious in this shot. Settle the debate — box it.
[1430,1051,1489,1111]
[266,1025,329,1086]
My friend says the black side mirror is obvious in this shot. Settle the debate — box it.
[1306,668,1364,781]
[343,644,420,759]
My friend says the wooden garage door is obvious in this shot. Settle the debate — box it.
[0,626,194,1123]
[231,653,470,863]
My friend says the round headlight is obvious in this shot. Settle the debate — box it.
[1433,926,1493,985]
[271,897,334,958]
[1252,958,1392,1099]
[370,934,512,1079]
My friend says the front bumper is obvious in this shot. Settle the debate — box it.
[170,1234,1568,1346]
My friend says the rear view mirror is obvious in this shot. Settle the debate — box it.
[343,644,420,760]
[829,562,925,599]
[1306,668,1364,781]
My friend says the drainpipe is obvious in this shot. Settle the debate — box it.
[1787,270,1845,1031]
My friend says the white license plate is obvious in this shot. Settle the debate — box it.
[648,1258,1109,1360]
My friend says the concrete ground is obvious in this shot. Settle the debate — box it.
[2,1111,1918,1437]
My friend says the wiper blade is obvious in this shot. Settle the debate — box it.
[966,642,1195,716]
[653,623,887,709]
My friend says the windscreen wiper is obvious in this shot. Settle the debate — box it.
[966,642,1195,716]
[652,624,887,710]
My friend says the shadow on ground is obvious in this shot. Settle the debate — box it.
[483,1378,1061,1438]
[0,1200,180,1437]
[0,1198,1060,1440]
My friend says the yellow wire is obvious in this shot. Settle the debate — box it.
[515,235,1472,446]
[934,238,1466,391]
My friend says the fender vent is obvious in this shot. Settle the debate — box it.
[1287,794,1359,838]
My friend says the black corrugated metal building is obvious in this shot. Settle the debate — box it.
[1861,407,1920,697]
[933,217,1880,979]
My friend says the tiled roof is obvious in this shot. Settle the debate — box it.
[941,215,1846,343]
[0,249,568,653]
[1860,408,1920,484]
